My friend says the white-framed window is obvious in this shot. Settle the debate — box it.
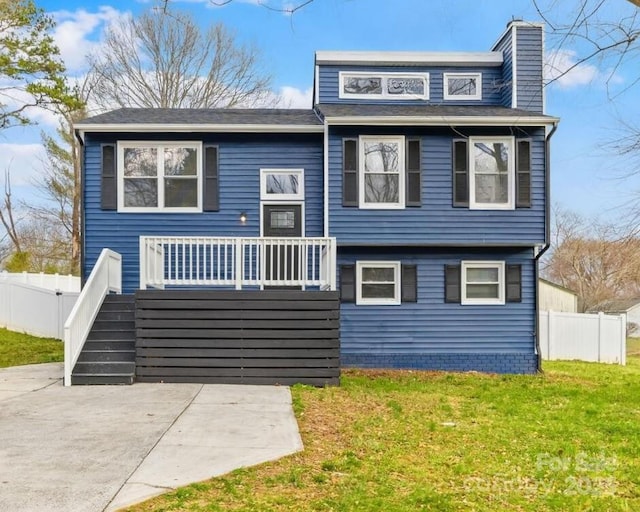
[469,137,514,210]
[443,73,482,100]
[339,72,429,100]
[260,168,304,201]
[118,142,202,212]
[359,135,405,209]
[461,261,505,305]
[356,261,401,305]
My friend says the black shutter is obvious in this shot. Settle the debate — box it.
[101,144,116,210]
[343,138,358,206]
[452,139,469,207]
[506,264,522,302]
[203,145,219,211]
[340,264,355,302]
[516,139,532,208]
[406,138,421,206]
[401,264,418,303]
[444,264,461,303]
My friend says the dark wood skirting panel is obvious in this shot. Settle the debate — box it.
[135,290,340,386]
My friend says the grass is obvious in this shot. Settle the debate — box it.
[0,328,63,368]
[124,344,640,512]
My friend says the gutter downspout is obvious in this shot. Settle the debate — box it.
[533,121,559,373]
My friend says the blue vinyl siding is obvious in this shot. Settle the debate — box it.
[338,247,536,355]
[317,65,504,105]
[493,30,514,108]
[83,133,323,292]
[516,26,544,113]
[328,127,546,244]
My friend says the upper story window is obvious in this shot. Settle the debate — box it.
[118,142,202,212]
[443,73,482,100]
[359,136,405,209]
[260,169,304,201]
[469,137,514,210]
[339,72,429,100]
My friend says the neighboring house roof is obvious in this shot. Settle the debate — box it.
[539,278,578,297]
[594,298,640,314]
[315,103,559,126]
[75,108,324,140]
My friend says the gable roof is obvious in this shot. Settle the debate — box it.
[594,298,640,314]
[75,108,323,141]
[315,103,559,126]
[539,278,578,297]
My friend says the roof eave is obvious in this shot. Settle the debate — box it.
[74,123,325,142]
[315,51,504,67]
[323,115,560,127]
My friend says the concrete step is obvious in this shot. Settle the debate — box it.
[73,361,135,375]
[83,340,135,352]
[87,330,136,342]
[91,320,135,331]
[71,374,135,385]
[77,350,136,363]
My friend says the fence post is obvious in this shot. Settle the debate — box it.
[547,310,554,360]
[621,313,627,366]
[598,312,605,363]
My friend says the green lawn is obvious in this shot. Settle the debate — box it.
[126,349,640,512]
[0,328,64,368]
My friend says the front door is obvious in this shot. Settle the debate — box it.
[262,204,302,286]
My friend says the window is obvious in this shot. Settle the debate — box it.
[443,73,482,100]
[469,137,514,210]
[461,261,505,305]
[260,169,304,200]
[118,142,202,212]
[356,261,401,305]
[339,72,429,100]
[359,136,405,209]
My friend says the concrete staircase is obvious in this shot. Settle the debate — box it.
[71,294,136,385]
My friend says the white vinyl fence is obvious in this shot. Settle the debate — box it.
[0,271,80,293]
[539,310,626,365]
[0,273,80,339]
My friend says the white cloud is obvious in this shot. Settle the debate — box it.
[0,143,46,188]
[277,86,313,108]
[544,49,599,89]
[0,80,60,128]
[50,7,127,73]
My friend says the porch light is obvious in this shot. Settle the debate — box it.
[239,212,248,224]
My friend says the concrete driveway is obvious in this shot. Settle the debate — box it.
[0,363,303,512]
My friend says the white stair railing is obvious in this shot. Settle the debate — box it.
[140,236,337,291]
[63,249,122,386]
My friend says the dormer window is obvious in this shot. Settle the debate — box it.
[443,73,482,100]
[339,72,429,100]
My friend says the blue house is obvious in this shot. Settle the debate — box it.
[69,21,558,386]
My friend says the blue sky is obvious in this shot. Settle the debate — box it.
[4,0,640,222]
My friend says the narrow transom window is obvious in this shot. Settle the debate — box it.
[359,136,405,209]
[339,72,429,100]
[356,261,401,305]
[118,142,201,212]
[260,169,304,200]
[469,137,514,210]
[461,261,505,305]
[443,73,482,100]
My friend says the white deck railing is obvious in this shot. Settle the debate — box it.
[140,236,337,291]
[63,249,122,386]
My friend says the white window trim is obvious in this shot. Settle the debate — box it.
[117,141,203,213]
[356,261,401,306]
[339,71,430,100]
[358,135,405,209]
[469,136,515,211]
[443,72,482,100]
[260,168,304,201]
[461,260,505,305]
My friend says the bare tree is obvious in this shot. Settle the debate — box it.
[542,206,640,311]
[86,8,273,110]
[0,168,22,254]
